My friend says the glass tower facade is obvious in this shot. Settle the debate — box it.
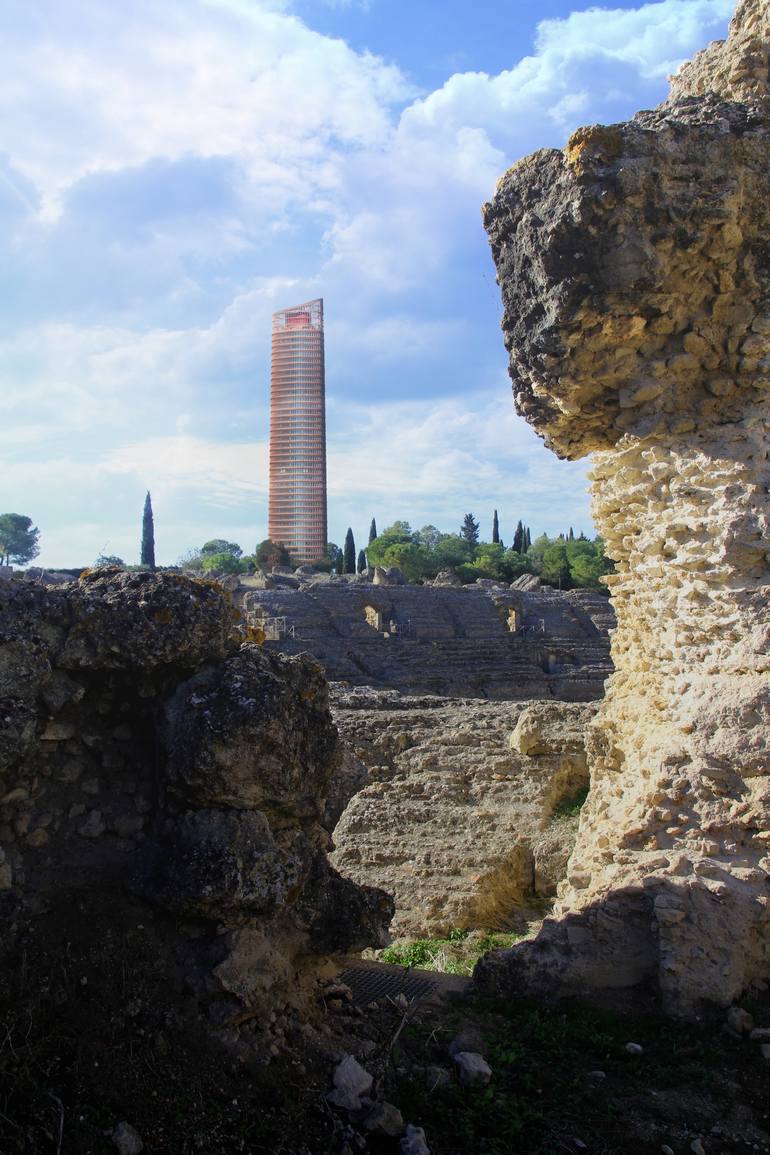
[268,298,327,564]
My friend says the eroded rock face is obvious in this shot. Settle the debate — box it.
[480,1,770,1012]
[331,690,596,936]
[0,571,391,1031]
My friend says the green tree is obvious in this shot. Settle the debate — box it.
[368,518,377,544]
[326,542,342,572]
[140,492,156,570]
[357,549,367,574]
[94,554,125,568]
[468,542,506,580]
[201,539,242,558]
[431,534,472,571]
[501,549,537,582]
[460,513,479,551]
[525,526,531,549]
[343,528,356,574]
[527,532,550,570]
[0,514,40,567]
[492,509,500,544]
[512,520,525,554]
[542,541,571,588]
[567,536,614,589]
[376,541,429,582]
[366,522,415,567]
[415,524,442,551]
[255,538,291,573]
[177,547,204,572]
[201,552,243,574]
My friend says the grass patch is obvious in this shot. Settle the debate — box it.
[551,784,589,818]
[378,928,526,976]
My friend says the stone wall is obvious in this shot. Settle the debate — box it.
[480,0,769,1013]
[0,569,391,1036]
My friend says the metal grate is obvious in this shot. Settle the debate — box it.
[339,964,438,1006]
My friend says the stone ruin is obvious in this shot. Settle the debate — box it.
[240,576,613,699]
[0,569,391,1038]
[3,4,766,1048]
[238,576,614,935]
[479,0,770,1013]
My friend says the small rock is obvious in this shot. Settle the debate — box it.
[624,1042,643,1055]
[111,1121,144,1154]
[400,1124,431,1155]
[78,809,105,838]
[760,1043,770,1060]
[749,1027,770,1041]
[726,1006,754,1037]
[661,1146,675,1155]
[393,992,409,1012]
[587,1070,606,1082]
[322,982,353,1004]
[327,1054,373,1112]
[453,1051,492,1086]
[361,1101,405,1137]
[690,1139,706,1155]
[448,1029,486,1057]
[424,1064,453,1090]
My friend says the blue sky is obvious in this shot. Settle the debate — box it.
[1,0,733,567]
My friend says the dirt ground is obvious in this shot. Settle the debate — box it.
[1,901,768,1154]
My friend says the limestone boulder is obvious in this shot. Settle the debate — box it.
[0,573,392,1036]
[164,647,336,819]
[60,568,233,671]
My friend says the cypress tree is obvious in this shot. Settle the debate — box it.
[141,491,156,570]
[368,518,377,544]
[525,526,531,550]
[357,549,367,574]
[513,520,524,554]
[343,527,356,574]
[492,509,500,544]
[568,526,575,541]
[460,513,479,549]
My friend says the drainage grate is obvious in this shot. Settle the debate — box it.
[339,964,438,1006]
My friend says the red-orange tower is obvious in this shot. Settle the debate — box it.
[268,298,327,564]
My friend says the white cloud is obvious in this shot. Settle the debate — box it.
[321,0,734,292]
[105,436,268,507]
[1,0,733,568]
[1,0,413,220]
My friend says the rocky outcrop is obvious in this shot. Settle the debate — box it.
[331,690,596,936]
[480,0,769,1013]
[0,570,391,1033]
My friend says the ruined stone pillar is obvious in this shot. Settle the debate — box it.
[480,0,770,1013]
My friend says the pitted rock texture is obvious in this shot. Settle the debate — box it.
[0,571,391,1033]
[481,0,770,1012]
[330,690,595,936]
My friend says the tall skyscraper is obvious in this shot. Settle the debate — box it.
[268,298,327,564]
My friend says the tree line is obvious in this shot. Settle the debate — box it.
[2,497,612,593]
[337,514,612,590]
